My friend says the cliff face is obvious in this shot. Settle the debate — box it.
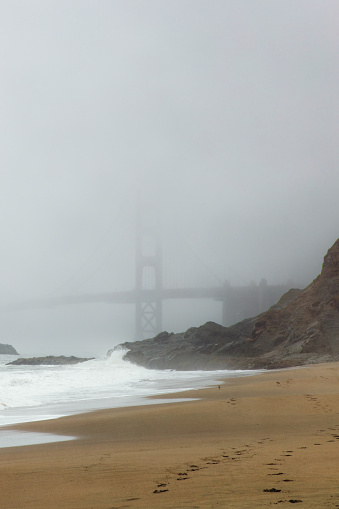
[118,238,339,370]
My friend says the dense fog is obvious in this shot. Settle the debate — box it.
[0,1,338,356]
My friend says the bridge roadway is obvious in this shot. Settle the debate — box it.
[1,287,228,310]
[1,283,289,328]
[0,282,291,340]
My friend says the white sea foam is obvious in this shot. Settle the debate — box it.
[0,349,260,427]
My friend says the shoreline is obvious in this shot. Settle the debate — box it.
[1,362,339,507]
[0,363,261,432]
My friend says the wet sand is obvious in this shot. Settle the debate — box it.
[1,362,339,508]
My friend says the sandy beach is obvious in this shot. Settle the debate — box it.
[1,362,339,508]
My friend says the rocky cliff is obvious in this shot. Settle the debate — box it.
[118,238,339,370]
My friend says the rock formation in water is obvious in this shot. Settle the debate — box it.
[118,238,339,370]
[0,343,18,355]
[7,355,93,366]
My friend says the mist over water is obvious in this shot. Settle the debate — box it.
[0,1,338,356]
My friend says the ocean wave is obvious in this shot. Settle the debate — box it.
[0,348,259,426]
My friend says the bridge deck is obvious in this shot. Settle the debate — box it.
[1,284,289,310]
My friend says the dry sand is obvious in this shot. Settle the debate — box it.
[2,362,339,508]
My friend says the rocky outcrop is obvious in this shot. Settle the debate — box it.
[0,343,18,355]
[118,238,339,370]
[7,355,93,366]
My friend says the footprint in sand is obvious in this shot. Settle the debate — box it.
[276,379,293,388]
[202,457,220,464]
[226,398,237,405]
[187,465,200,471]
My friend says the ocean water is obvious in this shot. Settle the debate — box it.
[0,348,260,444]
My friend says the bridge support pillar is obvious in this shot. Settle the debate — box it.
[135,203,162,340]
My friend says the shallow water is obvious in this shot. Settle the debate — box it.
[0,430,76,448]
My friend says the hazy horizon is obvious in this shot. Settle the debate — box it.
[0,1,338,356]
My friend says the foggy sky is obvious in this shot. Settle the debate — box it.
[0,1,338,356]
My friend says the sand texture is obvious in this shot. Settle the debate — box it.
[2,362,339,508]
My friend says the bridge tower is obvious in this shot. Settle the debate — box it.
[135,200,162,340]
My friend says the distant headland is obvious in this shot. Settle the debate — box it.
[0,343,18,355]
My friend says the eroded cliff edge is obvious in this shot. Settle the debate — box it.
[117,238,339,370]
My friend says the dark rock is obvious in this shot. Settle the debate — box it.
[116,238,339,370]
[0,343,19,355]
[7,355,93,366]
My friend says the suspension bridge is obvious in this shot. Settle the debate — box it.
[2,203,291,340]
